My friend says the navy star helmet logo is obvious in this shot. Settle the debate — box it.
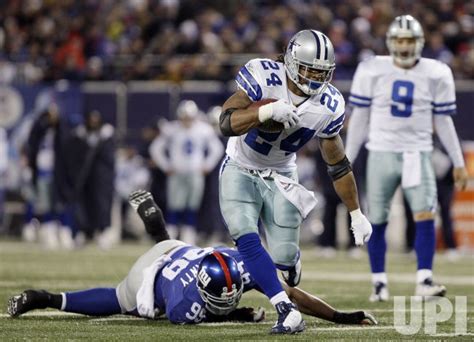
[288,38,300,52]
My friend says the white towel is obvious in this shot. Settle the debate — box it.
[272,173,318,219]
[136,254,171,319]
[402,151,421,188]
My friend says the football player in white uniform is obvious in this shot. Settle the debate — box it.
[218,29,372,334]
[346,15,468,302]
[150,100,224,244]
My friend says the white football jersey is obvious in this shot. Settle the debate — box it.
[150,120,224,174]
[349,56,456,152]
[227,58,346,172]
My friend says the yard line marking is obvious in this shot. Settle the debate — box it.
[0,312,82,318]
[0,281,116,288]
[301,271,474,286]
[307,326,393,332]
[338,308,474,313]
[89,317,140,322]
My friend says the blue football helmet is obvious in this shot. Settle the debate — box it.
[197,251,243,316]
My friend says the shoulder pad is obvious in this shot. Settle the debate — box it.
[235,59,266,101]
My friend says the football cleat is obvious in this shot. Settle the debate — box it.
[415,278,446,297]
[369,282,389,302]
[128,189,154,212]
[270,302,305,334]
[128,190,170,242]
[7,290,49,317]
[281,259,302,287]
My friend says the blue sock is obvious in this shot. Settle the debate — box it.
[167,210,180,225]
[236,233,283,299]
[414,219,435,270]
[65,288,121,316]
[367,223,387,273]
[184,209,198,226]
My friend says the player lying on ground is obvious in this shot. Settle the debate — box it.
[8,190,376,333]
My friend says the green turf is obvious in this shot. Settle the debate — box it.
[1,240,473,340]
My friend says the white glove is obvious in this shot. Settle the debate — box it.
[258,99,300,128]
[350,209,372,246]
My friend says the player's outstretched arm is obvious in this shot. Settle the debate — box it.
[283,284,377,325]
[319,135,372,245]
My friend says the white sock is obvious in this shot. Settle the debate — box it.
[167,224,179,239]
[372,272,388,284]
[270,291,291,307]
[60,293,67,311]
[416,269,433,284]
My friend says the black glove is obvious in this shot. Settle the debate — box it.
[333,311,378,325]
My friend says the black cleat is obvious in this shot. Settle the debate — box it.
[129,189,154,212]
[7,290,50,317]
[128,190,169,242]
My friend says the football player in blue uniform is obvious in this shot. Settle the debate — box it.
[8,190,376,332]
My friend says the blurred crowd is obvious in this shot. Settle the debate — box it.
[0,99,231,250]
[0,0,473,84]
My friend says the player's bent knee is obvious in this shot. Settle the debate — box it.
[414,211,435,221]
[269,243,299,267]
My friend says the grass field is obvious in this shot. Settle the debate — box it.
[1,240,473,341]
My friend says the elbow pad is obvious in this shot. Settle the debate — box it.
[219,108,237,136]
[327,156,352,181]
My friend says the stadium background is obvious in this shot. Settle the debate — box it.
[0,0,473,339]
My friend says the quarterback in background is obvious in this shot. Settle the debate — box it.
[218,30,372,333]
[346,15,468,301]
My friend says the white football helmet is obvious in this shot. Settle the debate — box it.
[386,15,425,68]
[284,29,336,96]
[176,100,199,119]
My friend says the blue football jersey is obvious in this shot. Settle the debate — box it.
[154,245,258,324]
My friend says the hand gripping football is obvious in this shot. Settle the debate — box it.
[248,98,284,132]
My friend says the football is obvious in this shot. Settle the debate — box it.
[248,98,285,132]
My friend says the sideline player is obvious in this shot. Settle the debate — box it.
[218,29,372,332]
[8,190,377,332]
[150,100,223,244]
[345,15,468,301]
